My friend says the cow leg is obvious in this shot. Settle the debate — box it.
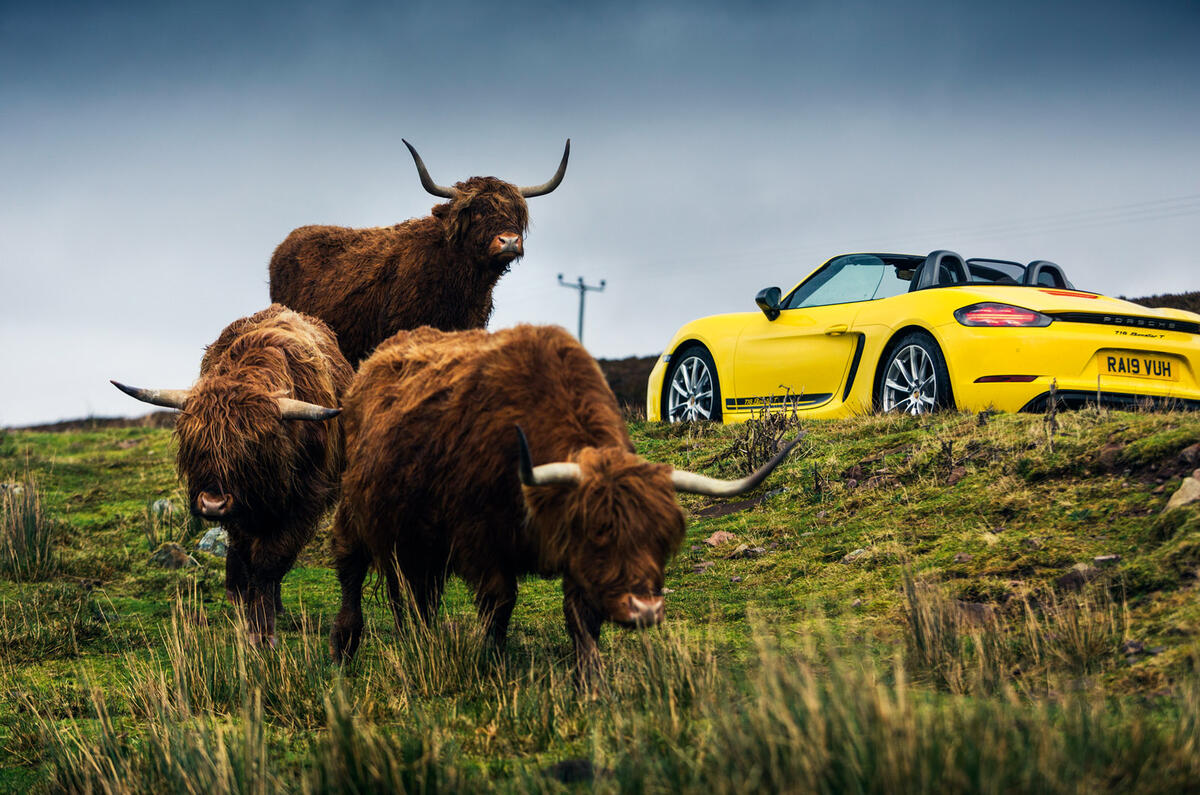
[224,536,251,605]
[409,570,446,628]
[563,579,604,685]
[330,538,371,664]
[474,574,517,650]
[245,543,299,649]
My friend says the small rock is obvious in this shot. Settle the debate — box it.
[704,530,737,547]
[1147,646,1166,655]
[662,588,675,595]
[850,598,863,608]
[1179,442,1200,467]
[1054,563,1099,591]
[150,542,198,570]
[763,487,786,498]
[730,576,743,583]
[1096,443,1124,471]
[841,548,867,564]
[947,466,967,486]
[1093,554,1121,566]
[1152,484,1166,494]
[953,552,973,564]
[690,545,703,553]
[729,544,766,560]
[544,759,601,784]
[846,478,859,490]
[692,561,714,574]
[1120,639,1145,655]
[815,511,827,519]
[1165,476,1200,511]
[800,531,815,537]
[956,601,996,624]
[197,527,229,558]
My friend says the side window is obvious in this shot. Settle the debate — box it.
[785,255,905,309]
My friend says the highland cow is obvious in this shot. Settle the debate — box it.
[268,140,569,363]
[329,324,800,673]
[112,305,354,646]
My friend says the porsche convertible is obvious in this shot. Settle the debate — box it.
[646,250,1200,423]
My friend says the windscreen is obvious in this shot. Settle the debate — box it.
[784,254,916,309]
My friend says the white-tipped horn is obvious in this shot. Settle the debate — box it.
[110,380,190,410]
[515,425,582,487]
[671,431,806,497]
[277,397,341,421]
[403,139,457,199]
[518,139,570,198]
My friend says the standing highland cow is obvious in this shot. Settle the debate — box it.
[329,324,800,673]
[113,305,353,646]
[268,140,569,363]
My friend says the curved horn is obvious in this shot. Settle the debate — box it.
[518,139,570,198]
[403,139,456,199]
[277,397,341,421]
[110,380,190,410]
[671,431,806,497]
[516,425,582,487]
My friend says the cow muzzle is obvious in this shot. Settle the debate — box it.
[196,491,233,519]
[491,234,523,260]
[616,594,665,628]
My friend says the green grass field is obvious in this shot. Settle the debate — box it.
[1,407,1199,793]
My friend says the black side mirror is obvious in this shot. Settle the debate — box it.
[755,287,782,321]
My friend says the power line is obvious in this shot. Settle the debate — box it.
[557,274,606,344]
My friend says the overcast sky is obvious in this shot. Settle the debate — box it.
[2,0,1198,426]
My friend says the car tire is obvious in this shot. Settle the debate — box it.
[876,332,952,415]
[663,346,722,423]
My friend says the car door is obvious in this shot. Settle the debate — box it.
[732,304,862,411]
[732,254,902,411]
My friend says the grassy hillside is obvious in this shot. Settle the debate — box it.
[1,408,1199,792]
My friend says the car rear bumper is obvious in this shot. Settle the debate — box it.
[1020,390,1200,412]
[936,321,1200,413]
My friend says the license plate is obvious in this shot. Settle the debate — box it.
[1100,353,1179,381]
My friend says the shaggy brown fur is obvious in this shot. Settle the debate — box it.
[269,177,532,364]
[175,305,353,644]
[330,325,687,672]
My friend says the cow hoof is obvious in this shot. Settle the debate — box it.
[247,632,278,649]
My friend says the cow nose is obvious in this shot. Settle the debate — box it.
[197,491,233,518]
[626,594,665,627]
[495,234,522,253]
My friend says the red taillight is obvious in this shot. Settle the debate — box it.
[954,302,1052,327]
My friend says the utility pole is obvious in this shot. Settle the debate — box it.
[557,274,606,344]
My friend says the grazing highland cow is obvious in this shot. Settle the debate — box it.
[112,305,353,646]
[268,140,570,363]
[329,324,800,673]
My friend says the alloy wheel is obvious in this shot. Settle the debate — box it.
[667,355,715,422]
[881,344,937,414]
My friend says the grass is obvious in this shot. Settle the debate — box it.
[0,479,57,581]
[1,408,1199,791]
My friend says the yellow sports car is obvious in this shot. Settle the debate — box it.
[646,250,1200,423]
